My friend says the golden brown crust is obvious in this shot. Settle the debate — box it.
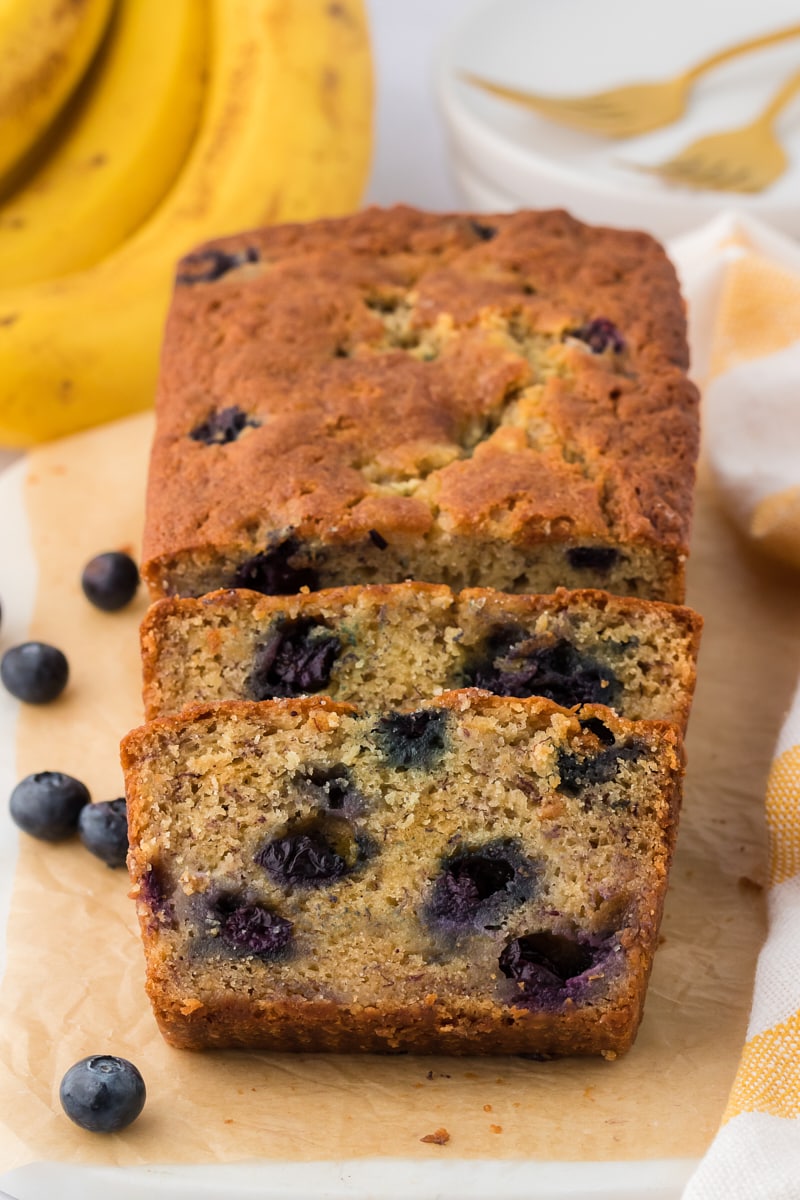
[141,206,699,600]
[147,986,645,1057]
[462,584,700,625]
[121,694,356,769]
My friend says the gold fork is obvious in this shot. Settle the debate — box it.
[462,23,800,139]
[633,69,800,192]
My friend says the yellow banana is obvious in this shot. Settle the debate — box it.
[0,0,115,185]
[0,0,209,287]
[0,0,372,447]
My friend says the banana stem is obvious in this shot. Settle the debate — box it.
[685,22,800,83]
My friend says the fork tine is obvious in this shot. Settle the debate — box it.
[686,163,727,185]
[529,96,631,118]
[624,65,800,192]
[464,34,800,141]
[566,98,629,114]
[637,159,707,184]
[705,168,739,187]
[657,158,703,180]
[735,168,759,189]
[707,159,745,187]
[460,73,646,132]
[722,166,756,191]
[645,155,757,191]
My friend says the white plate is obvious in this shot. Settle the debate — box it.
[0,1157,700,1200]
[437,0,800,238]
[0,449,702,1198]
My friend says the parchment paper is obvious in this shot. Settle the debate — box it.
[1,410,798,1170]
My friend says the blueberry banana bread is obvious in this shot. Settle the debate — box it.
[122,692,684,1057]
[140,206,699,604]
[139,583,702,730]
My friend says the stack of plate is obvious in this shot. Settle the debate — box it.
[436,0,800,240]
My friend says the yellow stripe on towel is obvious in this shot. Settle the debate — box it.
[766,745,800,887]
[751,487,800,572]
[724,1009,800,1122]
[711,254,800,378]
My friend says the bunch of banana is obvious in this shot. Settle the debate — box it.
[0,0,373,446]
[0,0,208,285]
[0,0,114,186]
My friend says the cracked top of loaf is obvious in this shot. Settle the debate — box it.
[141,206,699,602]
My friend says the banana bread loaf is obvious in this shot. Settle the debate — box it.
[122,691,684,1057]
[140,583,701,729]
[140,206,699,604]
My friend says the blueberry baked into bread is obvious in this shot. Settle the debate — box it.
[140,206,699,604]
[140,582,702,730]
[122,692,684,1057]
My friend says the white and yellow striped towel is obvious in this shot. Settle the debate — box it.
[673,214,800,1198]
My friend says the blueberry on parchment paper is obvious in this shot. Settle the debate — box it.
[81,551,140,612]
[60,1055,145,1133]
[9,772,89,841]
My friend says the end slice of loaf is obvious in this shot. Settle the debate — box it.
[123,691,683,1058]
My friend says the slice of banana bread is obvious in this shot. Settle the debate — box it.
[140,206,699,604]
[122,692,684,1058]
[140,583,702,730]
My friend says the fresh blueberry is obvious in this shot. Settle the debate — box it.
[429,857,510,928]
[176,244,259,285]
[470,220,498,241]
[138,866,175,927]
[556,740,642,799]
[59,1055,146,1133]
[465,632,619,709]
[566,546,620,573]
[374,708,449,770]
[499,931,596,1001]
[189,406,260,446]
[248,619,340,699]
[429,854,514,923]
[302,764,361,812]
[1,642,68,703]
[580,716,616,746]
[232,539,318,595]
[213,898,293,958]
[565,318,625,354]
[256,830,347,887]
[81,551,139,612]
[425,841,539,934]
[9,772,90,841]
[78,798,128,867]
